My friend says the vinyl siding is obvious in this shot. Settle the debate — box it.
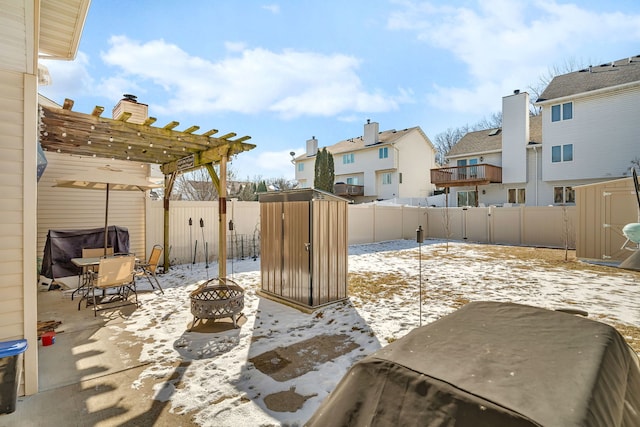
[0,0,29,73]
[502,92,529,183]
[543,85,640,181]
[0,69,26,344]
[37,153,151,269]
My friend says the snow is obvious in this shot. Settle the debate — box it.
[117,239,640,426]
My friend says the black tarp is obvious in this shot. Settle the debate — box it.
[306,301,640,427]
[40,226,130,279]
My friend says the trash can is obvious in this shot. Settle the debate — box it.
[0,339,28,414]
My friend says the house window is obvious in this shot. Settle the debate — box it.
[382,172,392,185]
[563,144,573,161]
[507,188,526,204]
[346,177,358,185]
[552,144,573,162]
[554,186,575,204]
[297,163,304,172]
[457,190,477,207]
[343,153,354,164]
[551,102,573,122]
[379,147,388,159]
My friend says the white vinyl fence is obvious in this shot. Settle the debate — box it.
[147,200,576,266]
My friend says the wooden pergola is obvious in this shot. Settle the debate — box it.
[38,98,256,277]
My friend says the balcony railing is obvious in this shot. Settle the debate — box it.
[334,183,364,197]
[430,164,502,187]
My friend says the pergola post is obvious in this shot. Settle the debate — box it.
[162,172,177,272]
[219,154,228,278]
[204,158,227,279]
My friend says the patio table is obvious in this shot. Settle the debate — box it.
[70,256,139,307]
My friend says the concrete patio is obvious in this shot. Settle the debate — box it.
[3,285,198,426]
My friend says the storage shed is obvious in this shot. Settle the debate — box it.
[575,176,639,262]
[259,189,348,310]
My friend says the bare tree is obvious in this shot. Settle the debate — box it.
[528,57,591,115]
[432,113,503,165]
[472,112,502,131]
[266,177,297,191]
[433,126,468,165]
[171,165,238,201]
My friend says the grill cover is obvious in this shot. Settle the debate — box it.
[307,301,640,427]
[40,226,130,279]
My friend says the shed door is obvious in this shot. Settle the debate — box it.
[282,201,311,304]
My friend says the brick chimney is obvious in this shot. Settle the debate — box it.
[306,136,318,156]
[112,94,148,124]
[364,119,379,145]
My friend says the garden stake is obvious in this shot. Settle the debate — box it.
[189,217,193,268]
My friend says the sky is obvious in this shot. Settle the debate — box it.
[39,0,640,181]
[46,239,640,425]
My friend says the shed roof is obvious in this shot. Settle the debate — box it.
[447,115,542,157]
[537,55,640,103]
[258,188,349,203]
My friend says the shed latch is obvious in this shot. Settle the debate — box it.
[304,243,311,251]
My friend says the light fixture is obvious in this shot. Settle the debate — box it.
[87,140,91,144]
[109,136,113,142]
[149,143,153,147]
[128,145,132,149]
[91,125,95,130]
[480,156,484,162]
[137,132,141,136]
[62,132,66,137]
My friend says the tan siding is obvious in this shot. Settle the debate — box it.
[37,153,151,270]
[0,68,25,356]
[0,1,28,72]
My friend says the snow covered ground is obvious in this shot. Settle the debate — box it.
[106,239,640,426]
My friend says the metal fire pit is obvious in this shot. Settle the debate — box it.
[189,277,244,329]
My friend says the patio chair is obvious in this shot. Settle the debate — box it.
[136,245,164,294]
[85,254,138,316]
[72,247,114,302]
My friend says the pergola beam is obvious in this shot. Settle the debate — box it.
[38,100,255,276]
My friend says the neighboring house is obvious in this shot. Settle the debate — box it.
[433,54,640,207]
[1,0,91,395]
[293,120,437,203]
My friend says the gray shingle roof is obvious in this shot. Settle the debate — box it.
[295,126,431,159]
[447,115,542,157]
[537,55,640,102]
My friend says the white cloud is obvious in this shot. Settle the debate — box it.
[262,4,280,14]
[39,52,95,103]
[389,0,640,114]
[224,41,247,52]
[98,36,408,119]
